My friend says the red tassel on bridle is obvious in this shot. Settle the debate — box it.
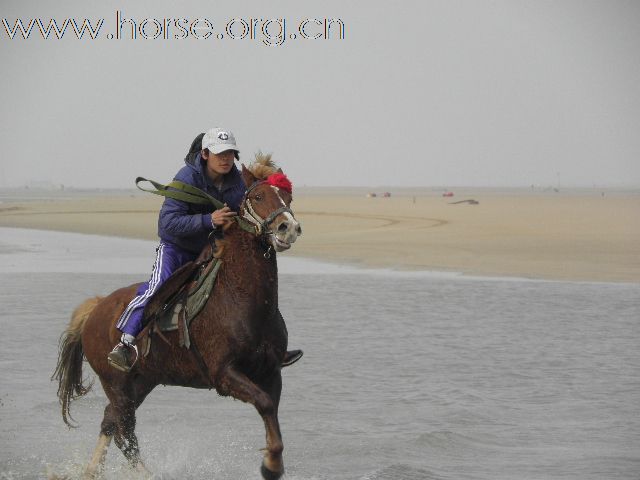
[266,173,293,194]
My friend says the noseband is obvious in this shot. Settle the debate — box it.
[242,180,296,236]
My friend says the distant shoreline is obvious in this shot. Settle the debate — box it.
[1,191,638,283]
[1,185,639,196]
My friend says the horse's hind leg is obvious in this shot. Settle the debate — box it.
[219,366,284,480]
[114,392,155,475]
[94,380,154,476]
[83,430,112,479]
[77,402,117,479]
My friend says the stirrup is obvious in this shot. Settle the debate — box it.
[129,344,139,369]
[107,342,139,373]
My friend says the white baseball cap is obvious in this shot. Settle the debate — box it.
[202,127,239,154]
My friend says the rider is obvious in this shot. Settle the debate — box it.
[108,127,303,372]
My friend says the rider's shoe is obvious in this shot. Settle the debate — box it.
[107,341,138,373]
[282,349,303,368]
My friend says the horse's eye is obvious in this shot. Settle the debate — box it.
[254,194,263,202]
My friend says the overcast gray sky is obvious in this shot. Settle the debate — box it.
[1,0,639,188]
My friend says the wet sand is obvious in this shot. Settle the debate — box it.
[1,189,638,282]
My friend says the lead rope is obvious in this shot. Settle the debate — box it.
[136,177,259,236]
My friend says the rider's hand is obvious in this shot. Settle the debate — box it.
[211,205,237,227]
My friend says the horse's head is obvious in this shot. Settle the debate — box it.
[240,154,302,252]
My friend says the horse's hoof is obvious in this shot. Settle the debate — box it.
[260,462,283,480]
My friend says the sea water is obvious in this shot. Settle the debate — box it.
[0,227,638,479]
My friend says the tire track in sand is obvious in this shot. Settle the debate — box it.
[296,211,448,232]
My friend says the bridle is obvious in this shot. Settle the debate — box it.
[241,180,297,237]
[135,175,297,258]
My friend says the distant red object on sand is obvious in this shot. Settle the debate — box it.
[442,191,454,197]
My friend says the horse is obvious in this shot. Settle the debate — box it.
[52,155,302,479]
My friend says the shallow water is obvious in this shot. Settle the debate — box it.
[0,228,639,479]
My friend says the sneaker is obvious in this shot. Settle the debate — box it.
[282,349,303,368]
[107,342,138,372]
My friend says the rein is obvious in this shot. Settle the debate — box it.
[136,176,296,239]
[136,177,257,235]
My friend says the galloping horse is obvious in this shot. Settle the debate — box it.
[52,155,302,479]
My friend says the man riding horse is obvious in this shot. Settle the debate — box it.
[108,127,302,372]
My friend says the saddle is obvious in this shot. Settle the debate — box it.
[138,255,222,355]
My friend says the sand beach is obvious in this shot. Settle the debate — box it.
[0,188,638,283]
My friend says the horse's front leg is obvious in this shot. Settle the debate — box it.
[219,366,284,479]
[257,371,284,480]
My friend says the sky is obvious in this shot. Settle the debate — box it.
[1,0,639,188]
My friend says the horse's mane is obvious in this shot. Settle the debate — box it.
[214,152,280,259]
[247,152,278,180]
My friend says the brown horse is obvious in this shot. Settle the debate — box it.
[52,156,302,479]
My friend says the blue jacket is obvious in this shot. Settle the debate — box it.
[158,152,246,254]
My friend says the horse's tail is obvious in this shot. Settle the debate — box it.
[52,296,102,427]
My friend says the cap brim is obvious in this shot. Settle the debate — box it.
[208,144,239,154]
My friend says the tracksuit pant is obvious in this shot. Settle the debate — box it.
[116,241,197,338]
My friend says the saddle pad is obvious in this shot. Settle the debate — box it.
[154,258,222,332]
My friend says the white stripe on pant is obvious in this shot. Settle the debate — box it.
[116,243,165,330]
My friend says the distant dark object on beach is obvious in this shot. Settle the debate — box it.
[366,192,377,198]
[442,191,454,197]
[382,192,391,197]
[450,199,479,205]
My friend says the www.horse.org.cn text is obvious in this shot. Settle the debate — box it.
[1,12,346,46]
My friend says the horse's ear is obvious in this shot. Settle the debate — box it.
[241,164,257,187]
[276,168,283,174]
